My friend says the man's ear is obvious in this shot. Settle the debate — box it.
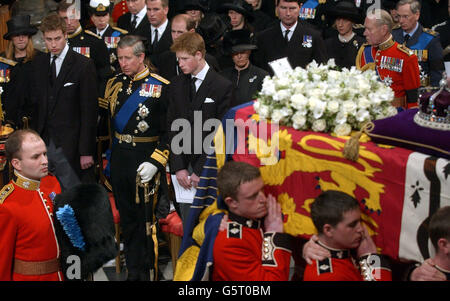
[322,224,334,238]
[437,238,449,255]
[224,196,238,210]
[11,158,21,172]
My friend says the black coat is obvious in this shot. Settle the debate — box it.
[254,20,328,75]
[148,22,173,68]
[117,12,151,39]
[220,63,269,107]
[167,68,234,176]
[68,29,112,95]
[325,34,366,69]
[28,49,98,176]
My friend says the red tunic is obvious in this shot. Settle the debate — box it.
[0,174,63,281]
[303,243,392,281]
[212,213,293,281]
[356,37,420,106]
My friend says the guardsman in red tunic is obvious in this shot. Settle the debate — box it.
[0,129,63,281]
[211,162,293,281]
[303,190,392,281]
[356,8,420,109]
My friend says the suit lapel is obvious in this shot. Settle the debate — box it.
[48,49,75,113]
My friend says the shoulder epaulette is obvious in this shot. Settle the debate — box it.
[0,57,17,66]
[393,23,401,30]
[0,183,14,204]
[423,28,438,36]
[112,26,128,34]
[85,30,102,39]
[397,43,414,56]
[150,73,170,85]
[353,23,365,29]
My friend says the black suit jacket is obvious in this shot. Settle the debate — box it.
[29,49,98,175]
[117,12,151,39]
[148,22,173,67]
[254,19,328,75]
[167,68,234,176]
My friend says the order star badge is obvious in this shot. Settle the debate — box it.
[382,76,393,87]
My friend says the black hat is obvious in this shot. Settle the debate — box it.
[88,0,111,16]
[223,29,257,54]
[180,0,208,14]
[3,15,37,40]
[217,0,254,22]
[382,0,399,11]
[325,1,363,24]
[197,14,229,45]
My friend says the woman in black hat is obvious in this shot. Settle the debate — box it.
[217,0,255,32]
[179,0,208,28]
[1,14,40,129]
[324,1,366,69]
[220,29,269,107]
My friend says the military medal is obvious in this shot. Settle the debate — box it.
[137,120,149,133]
[105,37,120,49]
[152,84,162,98]
[302,35,312,48]
[139,83,152,97]
[382,75,393,87]
[138,104,149,118]
[73,47,90,58]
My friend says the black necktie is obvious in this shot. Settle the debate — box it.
[284,29,290,43]
[404,34,410,45]
[50,55,57,86]
[190,77,197,102]
[152,29,159,50]
[131,15,137,29]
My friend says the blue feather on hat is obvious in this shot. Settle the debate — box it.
[55,204,86,251]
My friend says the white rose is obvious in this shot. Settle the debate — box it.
[333,123,352,136]
[327,100,340,113]
[357,97,371,109]
[313,100,327,119]
[342,100,357,114]
[271,109,284,123]
[335,111,348,125]
[261,79,276,96]
[308,97,320,109]
[326,87,341,99]
[356,109,370,122]
[292,112,307,129]
[312,119,327,132]
[258,104,270,119]
[291,93,308,110]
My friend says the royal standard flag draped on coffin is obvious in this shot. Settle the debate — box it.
[174,102,450,281]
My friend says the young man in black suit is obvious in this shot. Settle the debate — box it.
[146,0,173,67]
[117,0,150,38]
[167,32,234,229]
[254,0,328,75]
[28,13,98,190]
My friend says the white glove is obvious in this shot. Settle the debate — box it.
[137,162,158,183]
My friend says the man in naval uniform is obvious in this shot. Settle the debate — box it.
[356,8,420,108]
[88,0,129,73]
[103,35,170,281]
[0,129,63,281]
[254,0,328,75]
[57,1,111,96]
[392,0,445,87]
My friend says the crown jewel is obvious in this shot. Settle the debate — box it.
[414,73,450,131]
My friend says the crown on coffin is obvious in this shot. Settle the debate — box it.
[414,75,450,131]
